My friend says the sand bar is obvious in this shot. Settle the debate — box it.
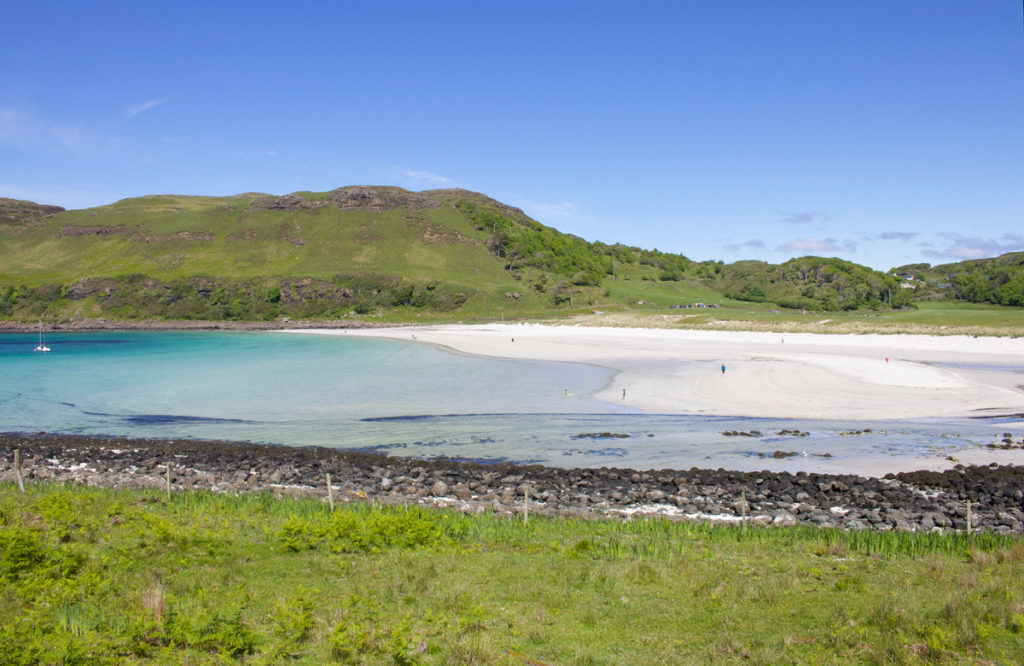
[299,324,1024,422]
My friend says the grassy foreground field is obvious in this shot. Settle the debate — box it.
[3,483,1023,664]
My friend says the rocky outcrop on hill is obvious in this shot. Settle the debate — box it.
[329,186,439,210]
[0,197,65,225]
[3,433,1022,534]
[246,194,326,212]
[246,186,441,213]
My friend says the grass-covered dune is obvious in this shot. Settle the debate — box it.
[3,481,1024,664]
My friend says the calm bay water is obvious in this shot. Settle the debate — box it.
[0,331,1016,471]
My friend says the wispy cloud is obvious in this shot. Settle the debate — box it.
[403,169,453,185]
[124,100,164,117]
[780,210,829,225]
[776,236,856,254]
[523,200,578,219]
[922,233,1024,261]
[721,238,766,252]
[0,106,103,156]
[876,231,919,241]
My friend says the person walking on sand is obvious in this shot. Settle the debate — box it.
[721,363,726,375]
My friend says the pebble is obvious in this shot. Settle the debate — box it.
[3,433,1024,534]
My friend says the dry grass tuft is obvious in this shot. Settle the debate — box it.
[142,583,166,624]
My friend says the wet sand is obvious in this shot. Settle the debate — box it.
[297,324,1024,421]
[291,324,1024,476]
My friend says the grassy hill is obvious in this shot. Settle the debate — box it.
[0,187,727,322]
[1,187,1019,325]
[712,256,913,311]
[0,197,65,225]
[893,253,1024,307]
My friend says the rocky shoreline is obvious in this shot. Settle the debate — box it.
[4,433,1024,534]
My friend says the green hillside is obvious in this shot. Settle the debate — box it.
[0,197,65,225]
[0,187,721,321]
[712,256,913,311]
[893,253,1024,307]
[1,186,1010,324]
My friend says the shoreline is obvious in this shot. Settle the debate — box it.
[4,432,1023,534]
[6,320,1024,476]
[297,323,1024,422]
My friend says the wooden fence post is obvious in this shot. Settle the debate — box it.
[14,449,25,493]
[524,486,530,525]
[165,464,171,501]
[741,491,748,535]
[326,473,334,512]
[966,499,972,535]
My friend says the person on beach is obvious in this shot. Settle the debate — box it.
[622,388,626,400]
[721,363,726,375]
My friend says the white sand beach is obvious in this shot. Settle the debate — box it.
[304,324,1024,421]
[293,324,1024,475]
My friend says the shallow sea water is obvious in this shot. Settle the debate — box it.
[0,331,1017,471]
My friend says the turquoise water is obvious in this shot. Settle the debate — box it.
[0,331,1017,471]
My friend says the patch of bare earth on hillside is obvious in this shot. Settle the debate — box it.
[57,225,133,237]
[406,215,475,245]
[56,224,214,242]
[277,222,305,246]
[354,222,378,244]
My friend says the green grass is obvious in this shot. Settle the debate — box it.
[0,195,512,288]
[562,298,1024,336]
[3,482,1023,664]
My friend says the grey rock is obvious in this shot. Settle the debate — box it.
[772,511,797,527]
[893,519,915,532]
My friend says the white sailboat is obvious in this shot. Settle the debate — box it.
[33,321,50,353]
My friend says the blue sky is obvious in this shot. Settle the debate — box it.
[2,1,1021,271]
